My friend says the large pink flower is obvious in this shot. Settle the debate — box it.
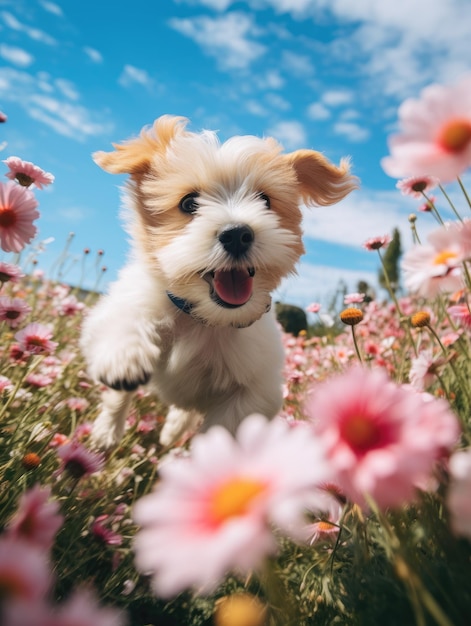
[4,156,54,189]
[401,221,471,297]
[382,74,471,183]
[7,485,63,551]
[0,537,51,602]
[447,448,471,540]
[133,414,330,597]
[304,366,460,510]
[0,181,39,252]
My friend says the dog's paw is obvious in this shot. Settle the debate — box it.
[100,370,151,392]
[87,340,159,391]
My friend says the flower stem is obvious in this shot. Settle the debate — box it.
[457,176,471,211]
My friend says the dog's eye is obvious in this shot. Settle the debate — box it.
[259,193,270,209]
[179,192,199,214]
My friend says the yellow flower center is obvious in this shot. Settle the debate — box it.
[209,477,267,525]
[433,249,458,265]
[0,207,17,228]
[437,118,471,154]
[341,415,381,453]
[339,307,364,326]
[316,520,338,533]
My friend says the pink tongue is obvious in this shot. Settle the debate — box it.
[213,269,253,306]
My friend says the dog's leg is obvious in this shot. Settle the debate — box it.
[202,383,283,437]
[90,389,135,449]
[159,406,202,447]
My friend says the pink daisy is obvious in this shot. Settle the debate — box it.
[381,74,471,183]
[0,262,24,284]
[396,175,439,198]
[0,296,31,328]
[304,366,460,510]
[0,375,13,391]
[25,373,54,388]
[133,414,330,597]
[56,441,105,480]
[0,181,39,253]
[409,349,438,391]
[401,222,471,297]
[362,235,391,251]
[447,448,471,541]
[91,515,123,546]
[344,292,365,305]
[56,294,85,316]
[14,322,58,355]
[306,302,321,313]
[448,304,471,329]
[0,537,51,602]
[7,485,63,551]
[3,156,54,189]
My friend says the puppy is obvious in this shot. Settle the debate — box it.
[81,115,357,448]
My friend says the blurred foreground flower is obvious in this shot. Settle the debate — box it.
[447,448,471,541]
[0,181,39,253]
[305,366,460,509]
[133,414,330,597]
[381,74,471,182]
[7,485,63,551]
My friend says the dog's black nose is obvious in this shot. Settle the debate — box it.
[218,225,254,258]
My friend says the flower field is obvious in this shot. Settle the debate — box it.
[1,76,471,626]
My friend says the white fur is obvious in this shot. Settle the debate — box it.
[81,261,285,447]
[80,116,356,448]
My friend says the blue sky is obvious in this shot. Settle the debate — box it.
[0,0,470,309]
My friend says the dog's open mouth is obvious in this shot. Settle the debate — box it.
[204,268,255,308]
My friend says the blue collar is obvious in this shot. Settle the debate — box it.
[167,291,193,314]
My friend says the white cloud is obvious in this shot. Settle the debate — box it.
[300,187,441,253]
[39,1,63,16]
[169,13,266,70]
[29,95,113,139]
[245,100,268,116]
[307,102,331,120]
[282,50,314,77]
[55,78,79,101]
[1,11,57,45]
[276,262,379,309]
[266,120,307,149]
[321,89,354,107]
[83,46,103,63]
[0,44,34,67]
[264,92,290,111]
[0,67,113,141]
[333,121,370,142]
[118,64,153,88]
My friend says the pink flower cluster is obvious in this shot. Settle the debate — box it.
[0,156,53,254]
[132,368,460,596]
[1,485,126,626]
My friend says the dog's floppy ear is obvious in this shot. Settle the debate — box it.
[286,150,359,206]
[93,115,189,175]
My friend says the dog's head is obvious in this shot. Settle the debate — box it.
[94,116,358,327]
